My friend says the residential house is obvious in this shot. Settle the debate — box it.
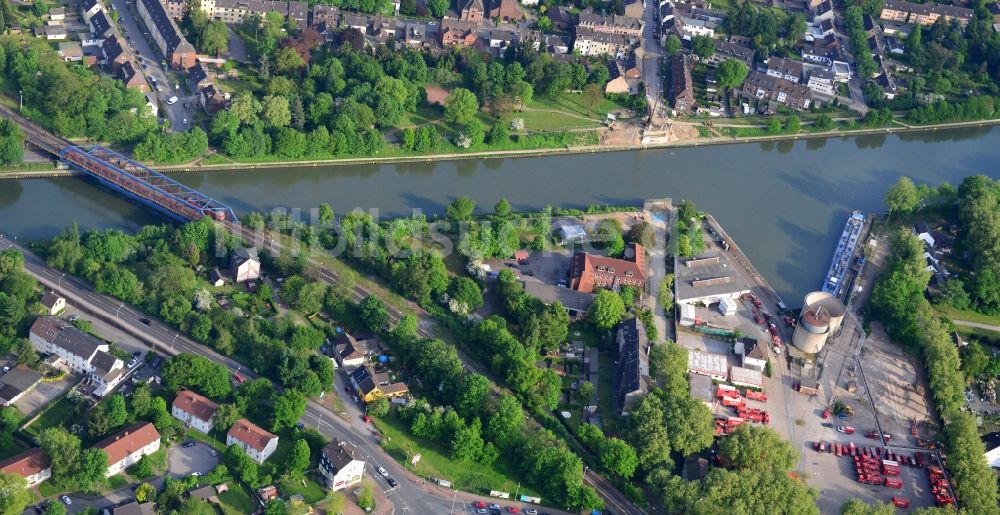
[90,10,114,38]
[736,71,813,112]
[111,501,156,515]
[547,6,574,31]
[29,317,126,397]
[57,32,82,52]
[568,243,646,293]
[613,317,649,416]
[102,36,129,71]
[604,57,642,94]
[312,5,339,27]
[172,390,219,434]
[440,19,478,47]
[831,60,851,81]
[41,25,68,40]
[118,61,149,92]
[0,448,51,487]
[82,0,105,24]
[880,0,972,26]
[573,27,636,58]
[333,333,369,369]
[189,63,213,90]
[201,84,230,114]
[288,1,309,26]
[0,366,43,407]
[137,0,197,69]
[707,40,755,67]
[676,16,715,39]
[49,7,66,21]
[350,365,409,403]
[806,69,836,96]
[227,419,279,463]
[208,268,225,287]
[95,422,162,477]
[163,0,187,19]
[230,248,260,283]
[811,0,834,23]
[545,34,570,54]
[578,8,643,37]
[623,0,644,18]
[77,32,103,47]
[766,56,803,83]
[319,439,365,491]
[668,53,694,111]
[39,292,66,315]
[885,36,905,54]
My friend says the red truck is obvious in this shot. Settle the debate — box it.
[716,385,741,399]
[891,497,911,508]
[722,396,743,408]
[738,406,770,424]
[884,477,903,489]
[744,390,767,402]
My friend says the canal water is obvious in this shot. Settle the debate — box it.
[3,126,1000,302]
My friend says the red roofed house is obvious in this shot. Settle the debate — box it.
[227,419,278,464]
[172,390,219,434]
[0,448,51,486]
[94,422,161,477]
[569,243,646,293]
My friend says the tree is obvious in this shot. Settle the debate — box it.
[961,342,989,380]
[581,84,604,116]
[454,373,489,419]
[356,483,376,511]
[76,448,109,491]
[716,60,749,90]
[132,455,153,478]
[787,13,807,42]
[840,499,895,515]
[649,340,688,392]
[884,176,919,214]
[274,46,306,75]
[271,389,307,432]
[39,427,81,483]
[589,290,626,331]
[0,471,30,515]
[135,483,156,503]
[107,394,128,428]
[691,36,716,60]
[359,296,390,332]
[444,88,479,125]
[131,384,152,417]
[366,396,390,417]
[486,395,524,450]
[576,381,594,404]
[664,34,682,55]
[449,277,483,312]
[214,403,241,432]
[815,113,833,130]
[286,439,311,477]
[201,21,229,56]
[718,424,797,472]
[600,438,638,479]
[446,196,476,222]
[162,354,232,399]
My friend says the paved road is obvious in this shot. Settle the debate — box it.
[1,235,583,515]
[110,0,198,131]
[950,319,1000,332]
[641,0,664,119]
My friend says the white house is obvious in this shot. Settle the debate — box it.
[738,339,768,371]
[29,317,125,397]
[333,333,369,370]
[39,292,66,316]
[0,448,51,487]
[81,0,106,23]
[172,390,219,434]
[95,422,161,477]
[319,439,366,491]
[227,419,278,464]
[807,69,836,96]
[230,248,260,283]
[914,221,935,247]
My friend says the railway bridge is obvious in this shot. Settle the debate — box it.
[1,104,235,224]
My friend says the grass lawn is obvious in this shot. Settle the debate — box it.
[936,305,1000,327]
[397,106,442,128]
[956,325,1000,345]
[218,484,257,515]
[373,412,538,497]
[23,395,83,438]
[106,475,129,491]
[529,93,624,119]
[185,428,227,451]
[280,473,327,503]
[506,110,601,131]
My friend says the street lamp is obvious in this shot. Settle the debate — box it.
[58,273,66,290]
[18,90,22,112]
[115,303,125,319]
[171,333,179,350]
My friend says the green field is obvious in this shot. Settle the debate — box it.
[218,485,257,515]
[373,412,538,497]
[506,110,602,131]
[23,395,82,438]
[936,305,1000,328]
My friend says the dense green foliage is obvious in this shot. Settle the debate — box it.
[0,36,156,143]
[869,197,1000,513]
[0,117,23,166]
[0,250,40,352]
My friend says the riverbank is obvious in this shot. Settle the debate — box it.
[3,116,999,177]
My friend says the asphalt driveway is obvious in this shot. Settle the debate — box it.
[168,440,220,478]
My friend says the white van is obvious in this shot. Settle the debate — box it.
[166,96,178,105]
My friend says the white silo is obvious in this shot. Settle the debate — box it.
[793,292,847,354]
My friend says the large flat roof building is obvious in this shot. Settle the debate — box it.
[675,253,751,306]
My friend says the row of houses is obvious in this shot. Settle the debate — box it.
[29,317,126,397]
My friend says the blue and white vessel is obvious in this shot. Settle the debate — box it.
[821,211,865,296]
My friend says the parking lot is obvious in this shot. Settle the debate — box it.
[797,320,939,513]
[168,440,220,478]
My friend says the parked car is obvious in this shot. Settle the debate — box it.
[525,510,537,515]
[362,415,371,424]
[68,314,80,322]
[61,496,72,506]
[183,441,196,448]
[232,373,245,384]
[209,449,217,457]
[474,502,487,509]
[489,505,501,510]
[133,351,142,358]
